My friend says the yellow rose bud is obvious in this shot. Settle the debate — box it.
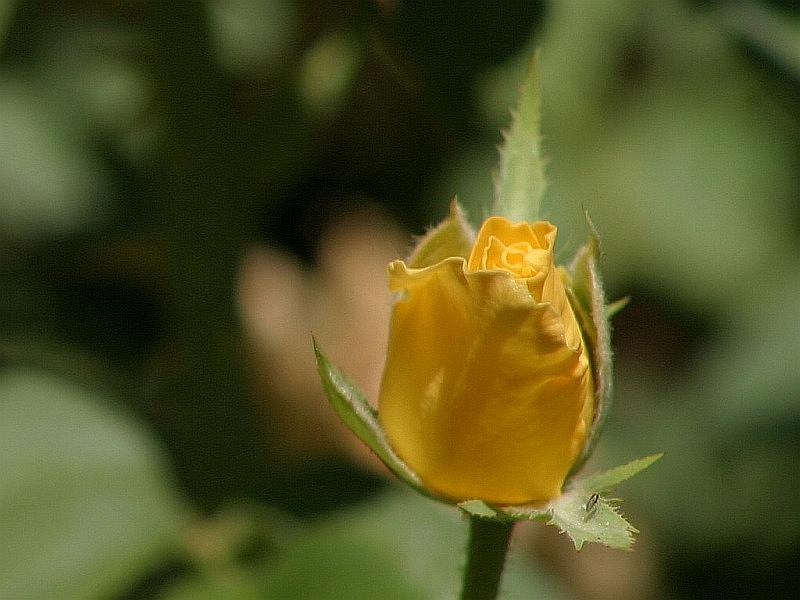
[378,216,593,505]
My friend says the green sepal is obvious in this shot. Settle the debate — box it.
[312,338,429,497]
[492,50,546,223]
[457,500,506,521]
[542,492,635,551]
[458,454,662,550]
[579,453,663,493]
[565,216,613,476]
[606,296,630,319]
[407,198,475,268]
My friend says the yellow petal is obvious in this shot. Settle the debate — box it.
[378,250,592,504]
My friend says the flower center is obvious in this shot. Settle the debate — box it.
[485,239,548,279]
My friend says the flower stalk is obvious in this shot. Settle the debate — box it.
[460,517,515,600]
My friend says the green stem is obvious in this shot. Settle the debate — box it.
[460,517,515,600]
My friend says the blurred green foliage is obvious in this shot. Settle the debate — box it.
[0,369,182,599]
[1,0,799,598]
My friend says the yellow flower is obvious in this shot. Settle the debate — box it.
[378,215,593,505]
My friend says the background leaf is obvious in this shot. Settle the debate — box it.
[261,490,566,600]
[0,369,184,599]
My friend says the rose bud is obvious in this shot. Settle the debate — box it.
[377,214,593,505]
